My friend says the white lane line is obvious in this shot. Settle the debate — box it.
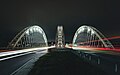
[10,53,46,75]
[10,58,33,75]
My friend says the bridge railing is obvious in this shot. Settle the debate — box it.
[71,49,120,75]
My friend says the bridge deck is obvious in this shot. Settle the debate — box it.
[28,48,107,75]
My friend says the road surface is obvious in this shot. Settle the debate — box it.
[28,48,107,75]
[0,50,46,75]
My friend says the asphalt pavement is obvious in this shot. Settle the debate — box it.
[28,48,108,75]
[0,50,46,75]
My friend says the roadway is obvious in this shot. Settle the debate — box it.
[0,49,47,75]
[1,48,120,75]
[28,48,108,75]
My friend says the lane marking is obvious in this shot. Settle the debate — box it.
[10,53,46,75]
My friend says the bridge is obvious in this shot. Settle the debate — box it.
[0,25,120,75]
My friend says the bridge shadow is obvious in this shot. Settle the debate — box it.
[28,48,107,75]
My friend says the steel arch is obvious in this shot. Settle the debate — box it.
[7,25,48,49]
[72,25,114,49]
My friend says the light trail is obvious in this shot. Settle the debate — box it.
[0,46,55,61]
[72,46,120,52]
[77,36,120,44]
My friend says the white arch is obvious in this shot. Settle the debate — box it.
[8,25,48,48]
[72,25,114,49]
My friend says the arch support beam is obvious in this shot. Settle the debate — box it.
[7,25,48,50]
[72,25,114,49]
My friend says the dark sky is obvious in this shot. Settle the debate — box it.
[0,0,120,47]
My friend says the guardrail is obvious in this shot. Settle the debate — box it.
[71,49,120,75]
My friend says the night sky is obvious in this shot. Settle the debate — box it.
[0,0,120,47]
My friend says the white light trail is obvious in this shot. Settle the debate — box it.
[0,46,55,57]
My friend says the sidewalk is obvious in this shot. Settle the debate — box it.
[28,49,107,75]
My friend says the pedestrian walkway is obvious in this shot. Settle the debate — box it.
[28,49,107,75]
